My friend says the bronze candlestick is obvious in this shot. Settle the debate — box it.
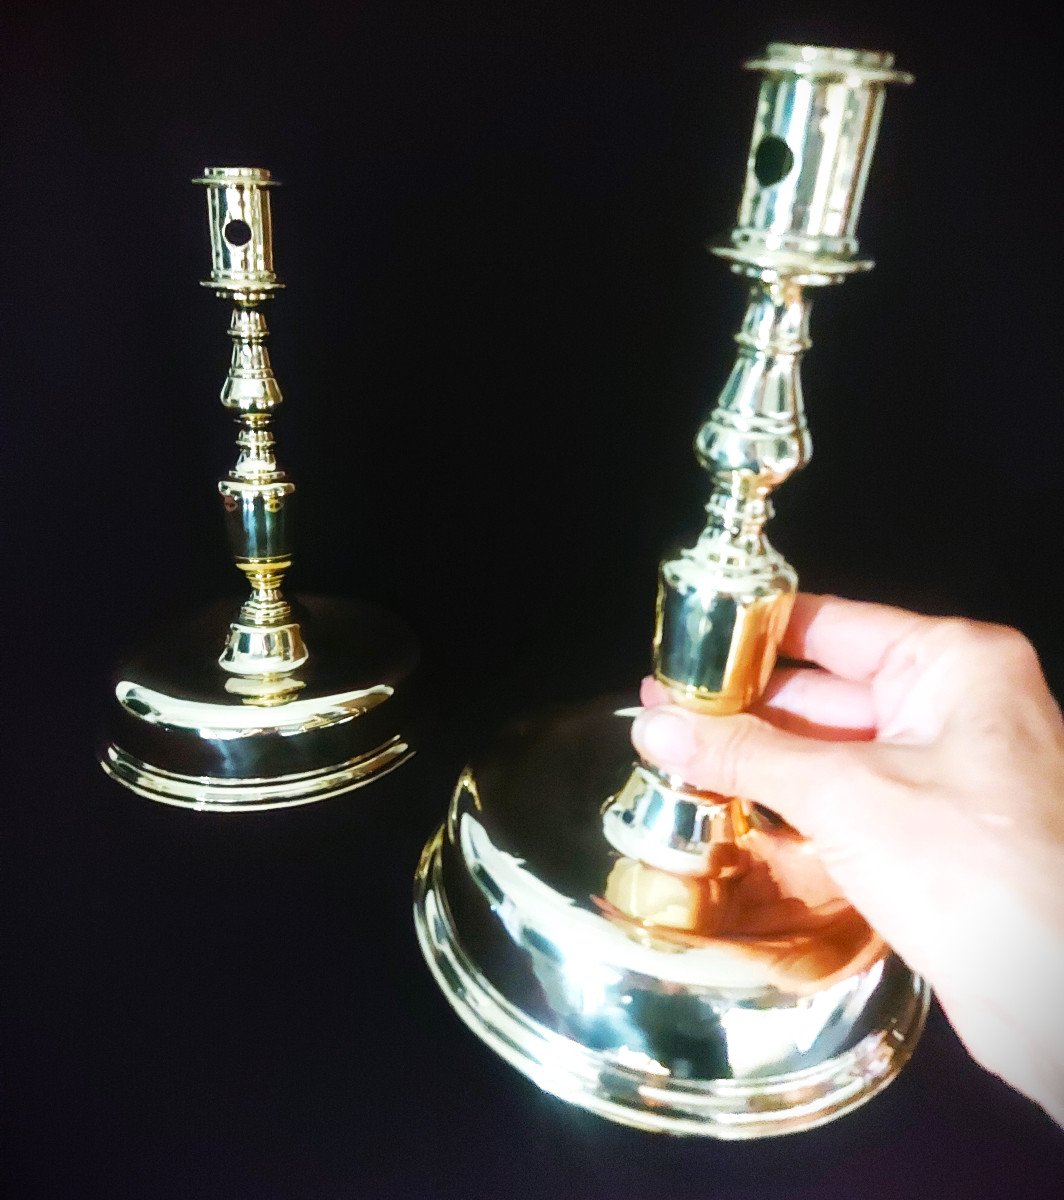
[100,167,420,810]
[414,45,923,1138]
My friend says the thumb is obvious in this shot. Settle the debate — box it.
[631,704,860,835]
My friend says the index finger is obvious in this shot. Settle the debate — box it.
[781,593,933,683]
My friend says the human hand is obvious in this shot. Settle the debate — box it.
[632,593,1064,1125]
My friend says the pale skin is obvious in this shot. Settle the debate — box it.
[632,593,1064,1127]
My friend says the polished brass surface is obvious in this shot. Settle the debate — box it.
[655,46,910,710]
[191,166,282,297]
[415,43,920,1136]
[194,168,305,688]
[102,596,419,810]
[100,167,419,807]
[656,563,795,715]
[719,44,913,279]
[652,273,807,710]
[415,697,929,1138]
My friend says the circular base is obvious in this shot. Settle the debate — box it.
[413,695,930,1138]
[416,828,929,1138]
[101,739,412,812]
[100,594,421,812]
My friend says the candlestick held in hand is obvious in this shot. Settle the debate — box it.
[414,45,922,1138]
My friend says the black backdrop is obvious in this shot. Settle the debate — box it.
[4,2,1063,1197]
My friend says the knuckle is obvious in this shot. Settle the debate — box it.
[934,616,988,649]
[989,625,1040,670]
[711,714,765,796]
[935,618,1040,670]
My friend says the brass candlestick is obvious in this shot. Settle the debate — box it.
[414,45,924,1138]
[100,167,420,810]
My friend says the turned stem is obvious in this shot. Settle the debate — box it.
[193,166,307,685]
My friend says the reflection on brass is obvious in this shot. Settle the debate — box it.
[600,813,885,995]
[416,697,928,1137]
[603,857,704,931]
[415,44,925,1138]
[103,734,409,812]
[597,763,886,996]
[655,46,911,708]
[601,762,750,877]
[99,171,420,809]
[656,589,795,714]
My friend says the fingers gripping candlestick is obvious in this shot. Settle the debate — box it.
[619,44,917,867]
[414,46,925,1138]
[99,167,420,810]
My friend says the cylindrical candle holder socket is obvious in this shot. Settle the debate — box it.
[99,167,420,810]
[195,165,282,296]
[414,44,927,1140]
[717,44,913,279]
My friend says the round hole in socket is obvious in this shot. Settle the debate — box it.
[753,136,795,187]
[223,219,253,247]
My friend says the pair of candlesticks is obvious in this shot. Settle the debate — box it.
[100,44,925,1139]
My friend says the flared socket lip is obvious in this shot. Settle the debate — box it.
[709,240,874,285]
[197,276,285,295]
[744,43,913,85]
[192,166,280,186]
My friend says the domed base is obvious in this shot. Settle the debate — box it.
[413,694,930,1138]
[100,594,421,812]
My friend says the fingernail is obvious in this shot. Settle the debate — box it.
[634,709,698,765]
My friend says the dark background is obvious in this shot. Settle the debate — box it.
[3,2,1063,1197]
